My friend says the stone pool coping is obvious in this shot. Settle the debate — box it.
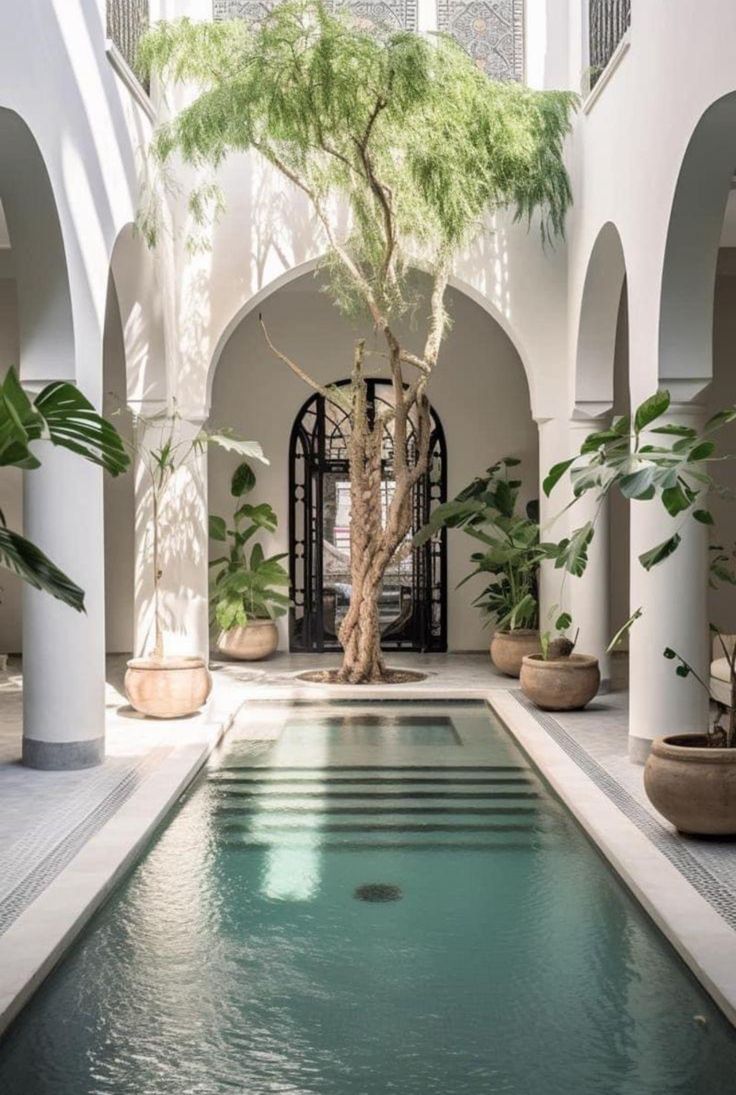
[0,679,245,1036]
[491,690,736,1028]
[2,671,735,1035]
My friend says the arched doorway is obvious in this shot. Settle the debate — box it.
[289,378,447,653]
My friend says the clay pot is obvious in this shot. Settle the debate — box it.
[217,619,279,661]
[520,653,600,711]
[490,629,541,677]
[125,655,212,719]
[644,735,736,835]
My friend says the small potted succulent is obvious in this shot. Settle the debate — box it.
[416,458,541,676]
[123,412,267,717]
[519,609,600,711]
[545,390,736,833]
[209,461,290,660]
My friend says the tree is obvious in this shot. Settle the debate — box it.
[140,1,575,682]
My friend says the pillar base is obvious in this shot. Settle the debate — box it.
[22,736,105,770]
[628,735,652,765]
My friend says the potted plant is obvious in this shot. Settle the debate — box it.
[544,390,736,833]
[209,460,290,660]
[416,458,542,676]
[123,411,267,718]
[519,609,600,710]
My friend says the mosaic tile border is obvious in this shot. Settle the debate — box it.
[0,750,167,937]
[516,693,736,932]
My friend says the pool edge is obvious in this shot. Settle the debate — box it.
[490,689,736,1029]
[0,696,244,1038]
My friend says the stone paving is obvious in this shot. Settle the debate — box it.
[0,656,244,941]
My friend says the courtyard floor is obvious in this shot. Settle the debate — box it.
[1,651,735,1031]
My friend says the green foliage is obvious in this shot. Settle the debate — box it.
[543,391,726,575]
[209,461,290,630]
[539,606,577,661]
[140,1,576,319]
[416,458,541,631]
[543,390,736,741]
[0,367,130,610]
[0,367,128,475]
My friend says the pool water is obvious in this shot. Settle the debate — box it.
[1,701,735,1094]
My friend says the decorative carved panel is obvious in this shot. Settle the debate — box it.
[436,0,524,82]
[213,0,418,32]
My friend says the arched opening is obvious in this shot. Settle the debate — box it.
[103,224,167,657]
[572,222,629,681]
[102,270,134,654]
[289,379,447,653]
[657,90,736,671]
[575,222,627,415]
[0,108,76,660]
[208,266,536,656]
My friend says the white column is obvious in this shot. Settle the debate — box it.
[537,415,572,630]
[133,415,210,662]
[566,417,611,688]
[22,442,106,769]
[628,402,709,763]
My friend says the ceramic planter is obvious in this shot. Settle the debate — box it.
[217,619,279,661]
[490,629,541,677]
[125,655,212,719]
[644,734,736,835]
[520,653,600,711]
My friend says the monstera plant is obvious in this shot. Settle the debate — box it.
[0,367,128,609]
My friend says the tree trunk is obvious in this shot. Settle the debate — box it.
[335,341,431,683]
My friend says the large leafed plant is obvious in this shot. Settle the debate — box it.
[140,1,575,682]
[0,367,129,610]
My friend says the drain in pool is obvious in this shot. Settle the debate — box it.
[354,883,403,902]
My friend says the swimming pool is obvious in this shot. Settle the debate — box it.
[1,700,735,1094]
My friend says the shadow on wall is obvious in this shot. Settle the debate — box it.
[207,268,538,655]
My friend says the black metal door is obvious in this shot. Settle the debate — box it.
[289,379,446,653]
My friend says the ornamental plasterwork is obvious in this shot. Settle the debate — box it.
[213,0,418,33]
[436,0,524,82]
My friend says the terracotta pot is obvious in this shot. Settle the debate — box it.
[125,655,212,719]
[520,653,600,711]
[217,619,279,661]
[490,629,541,677]
[644,734,736,835]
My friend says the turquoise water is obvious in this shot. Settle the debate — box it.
[1,700,735,1094]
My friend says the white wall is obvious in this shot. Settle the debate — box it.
[0,275,136,653]
[209,271,537,653]
[102,279,135,653]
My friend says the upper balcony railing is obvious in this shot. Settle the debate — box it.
[588,0,630,88]
[107,0,150,91]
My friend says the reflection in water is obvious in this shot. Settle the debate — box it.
[1,702,736,1095]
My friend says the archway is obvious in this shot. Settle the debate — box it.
[208,266,536,655]
[289,379,447,653]
[0,109,76,659]
[570,222,630,685]
[0,107,109,769]
[103,224,167,657]
[625,92,736,758]
[575,221,627,415]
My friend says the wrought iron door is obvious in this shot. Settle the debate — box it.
[289,379,447,653]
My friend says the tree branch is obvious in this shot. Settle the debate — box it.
[259,313,334,401]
